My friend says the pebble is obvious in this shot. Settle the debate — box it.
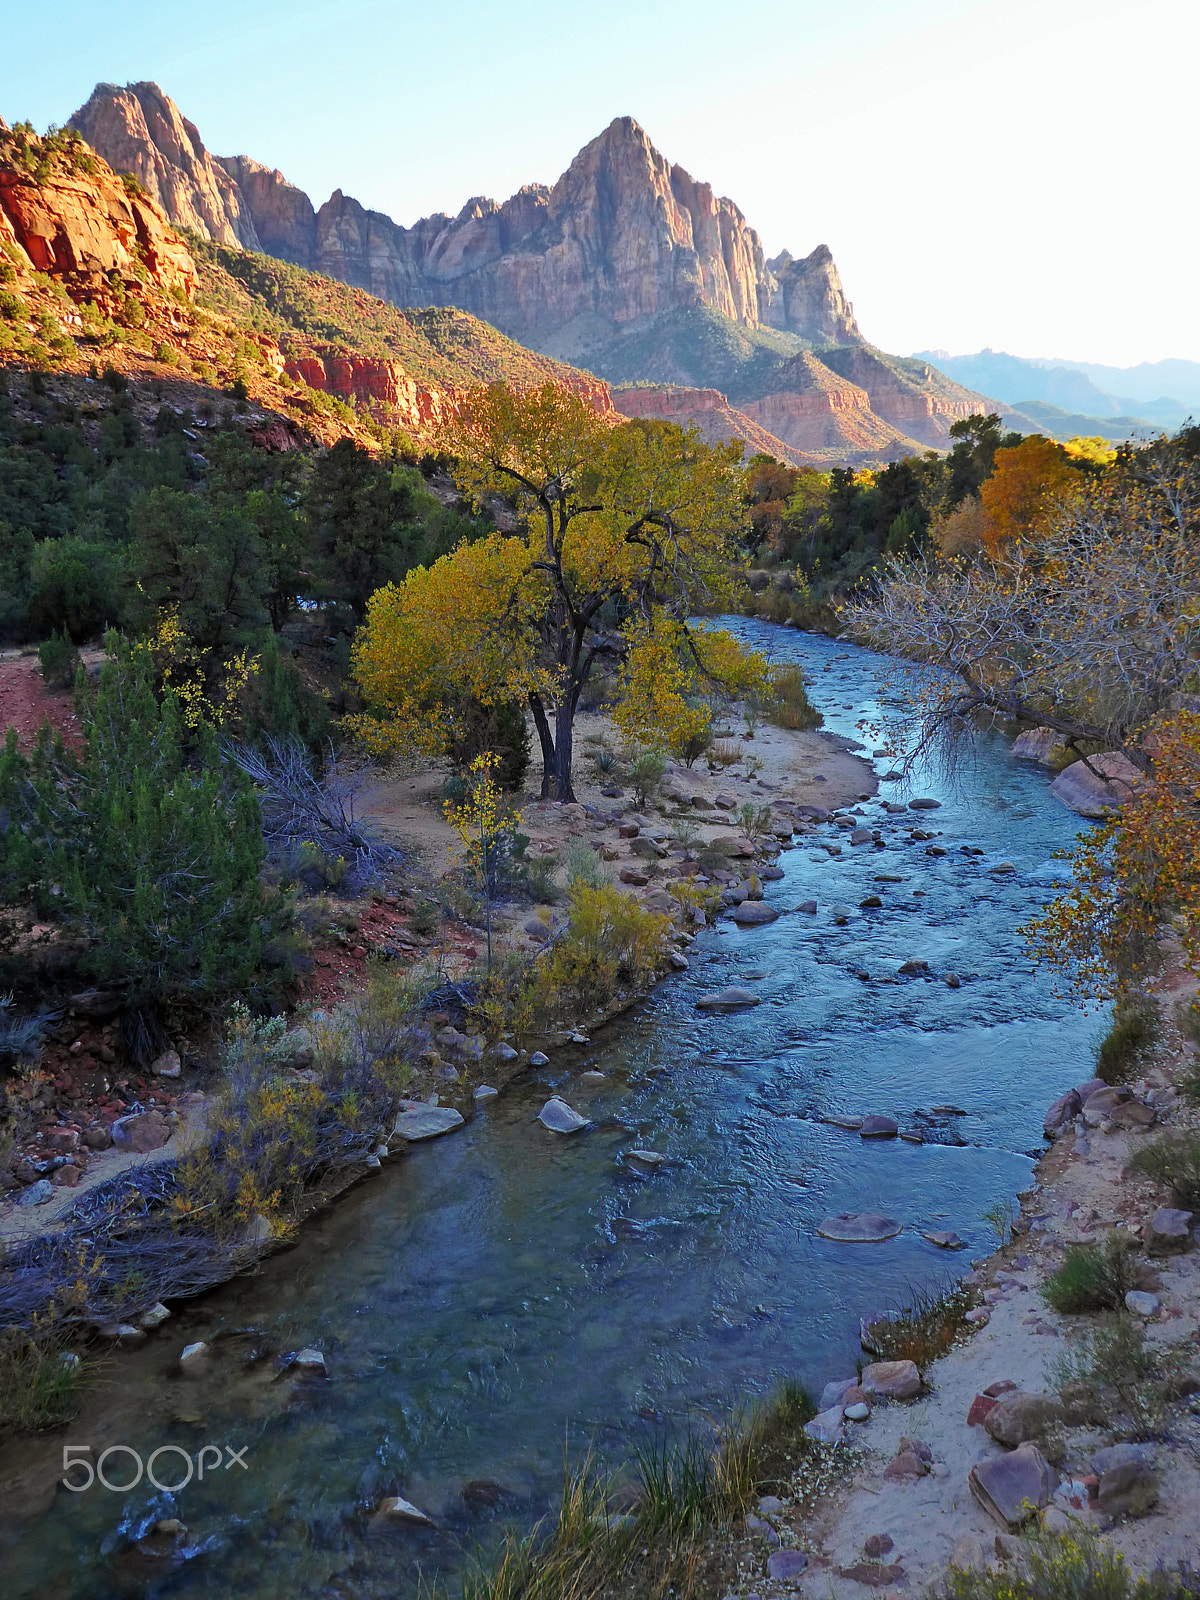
[179,1341,210,1372]
[529,1051,550,1067]
[844,1402,870,1421]
[474,1085,498,1099]
[1124,1290,1160,1318]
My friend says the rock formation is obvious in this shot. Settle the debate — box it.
[610,385,810,465]
[0,130,194,302]
[69,85,861,347]
[69,82,259,249]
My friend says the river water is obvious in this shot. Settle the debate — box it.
[0,622,1102,1600]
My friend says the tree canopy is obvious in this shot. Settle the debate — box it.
[843,430,1200,769]
[352,382,760,799]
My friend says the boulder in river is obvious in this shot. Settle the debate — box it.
[1011,726,1067,765]
[860,1116,899,1139]
[908,797,941,810]
[1050,752,1142,817]
[376,1495,432,1525]
[538,1097,589,1134]
[393,1107,465,1142]
[730,901,778,926]
[696,987,760,1011]
[818,1213,901,1242]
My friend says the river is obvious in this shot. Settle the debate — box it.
[0,622,1103,1600]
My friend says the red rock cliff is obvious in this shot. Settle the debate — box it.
[0,129,194,302]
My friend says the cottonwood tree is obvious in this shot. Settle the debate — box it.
[843,431,1200,773]
[352,382,759,801]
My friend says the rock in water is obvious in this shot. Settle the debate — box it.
[696,987,760,1011]
[377,1495,432,1525]
[1050,752,1142,816]
[392,1107,465,1141]
[1011,727,1066,765]
[860,1116,899,1139]
[538,1097,589,1134]
[730,900,778,925]
[923,1231,965,1250]
[818,1213,901,1242]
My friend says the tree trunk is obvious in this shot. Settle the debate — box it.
[528,693,558,800]
[552,699,576,802]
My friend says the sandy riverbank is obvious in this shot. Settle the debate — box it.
[718,947,1200,1596]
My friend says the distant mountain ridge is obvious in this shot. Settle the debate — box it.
[67,81,995,466]
[915,348,1196,432]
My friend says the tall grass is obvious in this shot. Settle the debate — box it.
[456,1382,816,1600]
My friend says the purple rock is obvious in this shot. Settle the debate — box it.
[767,1550,809,1581]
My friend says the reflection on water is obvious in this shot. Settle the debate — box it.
[0,624,1101,1600]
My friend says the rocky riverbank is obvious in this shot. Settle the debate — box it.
[713,946,1200,1597]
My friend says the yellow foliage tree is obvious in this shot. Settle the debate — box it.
[979,434,1083,560]
[1023,708,1200,996]
[353,382,753,800]
[613,614,769,760]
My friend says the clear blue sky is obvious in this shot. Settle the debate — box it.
[2,0,1194,366]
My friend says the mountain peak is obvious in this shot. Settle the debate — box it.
[67,83,863,347]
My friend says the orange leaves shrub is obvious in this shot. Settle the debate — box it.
[1023,709,1200,996]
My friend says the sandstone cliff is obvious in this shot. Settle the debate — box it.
[610,385,812,467]
[738,353,923,459]
[0,127,194,303]
[69,86,862,347]
[816,345,990,446]
[69,82,260,250]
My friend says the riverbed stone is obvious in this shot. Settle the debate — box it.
[844,1402,870,1422]
[538,1097,589,1134]
[1092,1444,1159,1517]
[17,1178,54,1206]
[1124,1290,1160,1318]
[767,1550,809,1581]
[179,1341,210,1373]
[969,1442,1056,1529]
[983,1391,1063,1447]
[820,1377,858,1411]
[529,1051,550,1067]
[923,1231,965,1249]
[860,1116,899,1139]
[96,1321,145,1346]
[393,1106,465,1141]
[1050,752,1142,817]
[696,987,760,1011]
[861,1360,922,1400]
[474,1085,498,1100]
[1044,1089,1082,1139]
[909,797,941,809]
[377,1495,432,1525]
[803,1406,845,1444]
[290,1348,327,1375]
[1148,1207,1194,1256]
[1012,727,1067,764]
[150,1049,181,1078]
[138,1302,171,1331]
[730,900,777,925]
[798,899,817,914]
[818,1213,901,1243]
[111,1110,172,1153]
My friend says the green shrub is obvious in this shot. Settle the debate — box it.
[629,747,666,809]
[934,1527,1200,1599]
[532,883,668,1021]
[29,539,117,643]
[1129,1130,1200,1210]
[0,1321,86,1433]
[446,696,530,792]
[564,838,610,891]
[763,663,822,731]
[36,628,80,690]
[0,636,278,1005]
[1043,1232,1141,1314]
[1096,1000,1158,1084]
[1054,1315,1190,1442]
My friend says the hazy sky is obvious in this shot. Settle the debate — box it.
[1,0,1193,367]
